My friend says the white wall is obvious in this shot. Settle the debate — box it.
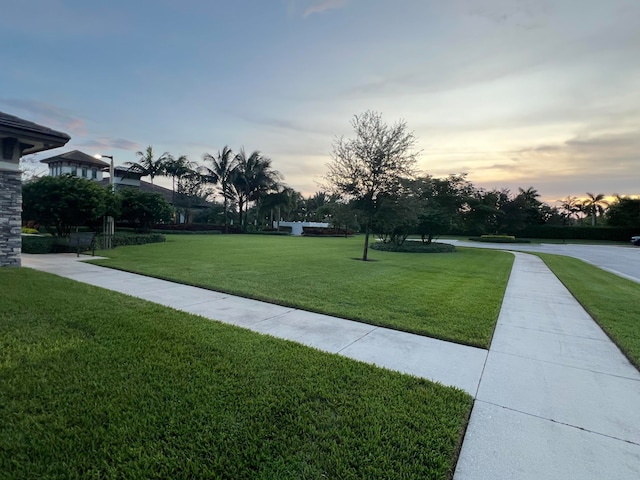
[274,221,330,236]
[49,163,104,181]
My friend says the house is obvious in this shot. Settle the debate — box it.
[39,149,109,181]
[0,110,70,266]
[40,148,209,224]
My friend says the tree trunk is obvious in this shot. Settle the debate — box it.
[362,223,370,261]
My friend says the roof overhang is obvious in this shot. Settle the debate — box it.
[0,111,71,163]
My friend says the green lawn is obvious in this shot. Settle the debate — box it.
[537,253,640,369]
[0,268,472,479]
[91,235,514,348]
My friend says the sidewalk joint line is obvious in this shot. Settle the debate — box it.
[496,323,612,343]
[337,327,380,354]
[475,400,640,447]
[488,350,640,382]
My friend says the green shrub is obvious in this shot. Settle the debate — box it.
[303,227,355,236]
[520,225,640,241]
[153,223,239,233]
[468,236,531,243]
[249,231,291,236]
[481,234,516,240]
[97,233,166,248]
[370,241,456,253]
[21,235,55,254]
[153,229,221,235]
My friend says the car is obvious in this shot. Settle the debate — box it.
[632,235,640,246]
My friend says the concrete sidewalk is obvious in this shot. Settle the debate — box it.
[21,252,640,478]
[454,253,640,479]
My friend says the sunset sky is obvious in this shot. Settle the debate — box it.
[2,0,638,204]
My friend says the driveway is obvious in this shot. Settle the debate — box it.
[441,240,640,284]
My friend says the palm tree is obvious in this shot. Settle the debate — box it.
[581,192,609,226]
[558,196,582,224]
[518,186,540,206]
[260,186,300,227]
[124,146,170,185]
[202,146,236,231]
[164,154,196,204]
[232,148,282,229]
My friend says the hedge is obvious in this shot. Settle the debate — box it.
[153,229,221,235]
[370,241,456,253]
[21,235,55,254]
[97,233,166,248]
[152,223,240,233]
[22,233,166,254]
[468,237,531,244]
[303,227,355,236]
[519,226,640,241]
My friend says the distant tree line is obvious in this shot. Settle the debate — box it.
[322,111,640,259]
[21,113,640,246]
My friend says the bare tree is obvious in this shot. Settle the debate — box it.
[324,111,419,261]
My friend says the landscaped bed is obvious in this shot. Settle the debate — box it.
[90,235,514,348]
[0,268,473,479]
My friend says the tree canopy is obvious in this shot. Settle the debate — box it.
[22,175,110,237]
[324,110,419,260]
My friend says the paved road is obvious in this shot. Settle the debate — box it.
[442,240,640,283]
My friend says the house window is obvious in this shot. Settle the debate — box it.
[81,167,87,177]
[71,166,77,176]
[91,169,97,179]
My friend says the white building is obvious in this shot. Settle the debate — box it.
[274,221,330,236]
[40,150,109,181]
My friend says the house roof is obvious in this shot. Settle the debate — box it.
[98,178,210,208]
[113,166,143,179]
[40,149,110,168]
[98,178,175,203]
[0,110,71,155]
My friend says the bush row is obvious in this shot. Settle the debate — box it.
[97,233,166,248]
[22,233,166,254]
[370,241,456,253]
[21,235,56,254]
[303,227,355,236]
[151,223,242,233]
[519,226,640,241]
[468,237,531,244]
[153,229,221,235]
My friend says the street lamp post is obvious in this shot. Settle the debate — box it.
[94,154,115,249]
[95,154,114,192]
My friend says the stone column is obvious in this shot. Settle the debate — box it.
[0,170,22,267]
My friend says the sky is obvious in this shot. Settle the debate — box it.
[2,0,639,205]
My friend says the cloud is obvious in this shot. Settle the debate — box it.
[303,0,348,18]
[474,129,640,200]
[0,98,87,136]
[231,110,332,136]
[458,0,549,29]
[76,137,141,152]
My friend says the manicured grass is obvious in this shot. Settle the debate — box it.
[537,253,640,369]
[0,268,472,479]
[92,235,513,348]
